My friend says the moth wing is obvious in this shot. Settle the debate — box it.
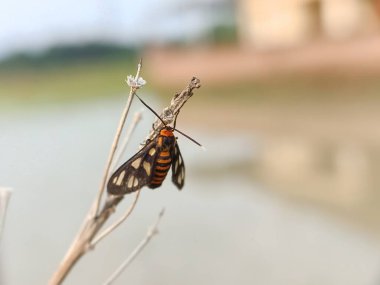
[171,143,185,190]
[107,140,158,195]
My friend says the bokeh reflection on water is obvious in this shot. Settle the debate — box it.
[1,98,380,285]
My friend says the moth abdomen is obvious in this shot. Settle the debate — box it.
[148,150,172,189]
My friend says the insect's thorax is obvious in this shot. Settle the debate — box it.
[157,130,176,151]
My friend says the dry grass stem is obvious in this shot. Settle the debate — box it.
[0,187,12,242]
[103,208,165,285]
[92,60,143,217]
[91,187,142,247]
[111,110,143,171]
[49,61,143,285]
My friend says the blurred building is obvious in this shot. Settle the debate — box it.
[237,0,380,49]
[146,0,380,85]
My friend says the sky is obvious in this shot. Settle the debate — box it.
[0,0,223,59]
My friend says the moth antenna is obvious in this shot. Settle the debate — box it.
[174,128,204,149]
[134,93,166,126]
[135,93,204,149]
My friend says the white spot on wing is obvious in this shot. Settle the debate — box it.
[178,174,182,184]
[127,175,135,188]
[116,170,125,186]
[149,148,156,156]
[181,169,185,180]
[133,178,139,187]
[131,158,142,169]
[143,161,151,175]
[174,160,179,172]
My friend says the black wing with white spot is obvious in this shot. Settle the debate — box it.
[107,140,158,195]
[171,143,185,190]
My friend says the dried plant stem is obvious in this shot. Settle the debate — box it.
[147,77,201,141]
[49,74,201,285]
[103,209,165,285]
[92,111,143,246]
[50,195,125,284]
[92,61,143,217]
[91,188,142,247]
[0,187,12,243]
[111,110,143,172]
[49,61,142,285]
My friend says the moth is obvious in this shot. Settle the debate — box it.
[107,94,201,196]
[107,126,185,195]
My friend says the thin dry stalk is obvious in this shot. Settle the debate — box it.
[146,77,201,142]
[0,187,12,242]
[49,61,143,285]
[92,60,143,217]
[103,208,165,285]
[91,187,141,247]
[49,75,201,285]
[92,111,143,246]
[111,110,143,172]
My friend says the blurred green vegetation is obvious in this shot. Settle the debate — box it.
[1,43,380,109]
[206,24,238,44]
[0,43,138,70]
[0,43,139,106]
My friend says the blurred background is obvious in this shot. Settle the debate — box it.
[1,0,380,284]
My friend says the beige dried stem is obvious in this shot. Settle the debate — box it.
[48,71,201,285]
[110,110,143,173]
[0,187,12,243]
[103,208,165,285]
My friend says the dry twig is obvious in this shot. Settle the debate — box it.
[103,208,165,285]
[111,110,143,172]
[49,61,143,285]
[0,187,12,243]
[91,187,141,247]
[48,66,201,285]
[92,60,143,217]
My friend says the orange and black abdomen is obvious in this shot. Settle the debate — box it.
[148,128,175,189]
[148,150,172,188]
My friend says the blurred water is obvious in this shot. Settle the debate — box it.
[0,98,380,285]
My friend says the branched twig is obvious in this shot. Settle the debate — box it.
[92,60,143,218]
[49,61,143,285]
[91,187,142,247]
[146,77,201,143]
[48,61,200,284]
[103,208,165,285]
[92,111,143,247]
[0,187,12,243]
